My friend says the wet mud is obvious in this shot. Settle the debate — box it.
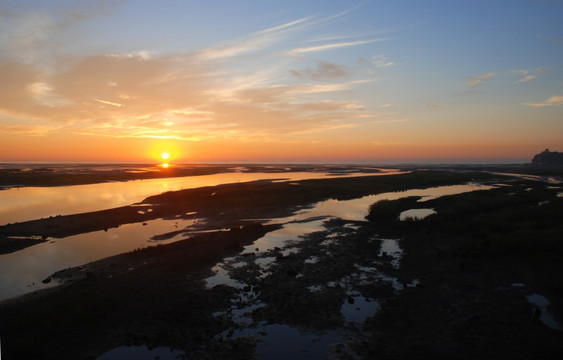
[1,169,562,359]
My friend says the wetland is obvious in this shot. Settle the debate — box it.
[0,164,562,359]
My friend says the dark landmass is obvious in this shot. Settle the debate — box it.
[1,169,562,359]
[531,149,563,168]
[0,236,46,255]
[363,182,563,359]
[0,163,225,188]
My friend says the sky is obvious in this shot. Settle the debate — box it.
[0,0,562,163]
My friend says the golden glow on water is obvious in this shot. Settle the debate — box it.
[0,171,494,302]
[0,168,404,225]
[162,163,169,168]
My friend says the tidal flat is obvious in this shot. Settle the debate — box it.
[0,165,562,359]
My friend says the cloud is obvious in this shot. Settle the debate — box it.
[371,55,394,68]
[522,96,563,107]
[198,16,314,60]
[428,103,447,108]
[94,98,122,107]
[0,49,375,141]
[290,61,348,81]
[516,75,536,83]
[0,5,388,142]
[286,80,372,95]
[290,39,384,56]
[201,2,375,61]
[465,72,495,87]
[0,1,125,64]
[510,69,539,83]
[511,70,528,76]
[0,124,61,136]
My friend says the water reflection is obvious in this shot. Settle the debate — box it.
[399,208,437,221]
[1,178,491,302]
[527,294,563,331]
[0,169,402,225]
[0,217,195,301]
[209,183,492,288]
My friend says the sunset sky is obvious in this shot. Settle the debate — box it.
[1,0,562,163]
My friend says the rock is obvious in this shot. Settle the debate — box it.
[531,149,563,168]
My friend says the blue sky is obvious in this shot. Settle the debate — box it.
[0,0,561,162]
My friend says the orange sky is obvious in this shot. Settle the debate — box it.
[1,1,562,163]
[0,132,546,164]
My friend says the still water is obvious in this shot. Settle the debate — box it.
[0,169,490,302]
[0,169,402,225]
[0,169,401,301]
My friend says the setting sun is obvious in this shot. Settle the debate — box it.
[0,1,560,164]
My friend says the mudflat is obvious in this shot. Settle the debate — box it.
[1,169,562,359]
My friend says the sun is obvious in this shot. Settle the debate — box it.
[159,152,170,168]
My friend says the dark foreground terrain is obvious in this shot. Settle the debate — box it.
[1,169,562,359]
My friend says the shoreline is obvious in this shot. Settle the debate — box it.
[0,171,486,254]
[1,163,555,190]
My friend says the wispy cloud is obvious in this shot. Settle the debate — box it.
[287,80,373,95]
[510,69,538,83]
[522,95,563,107]
[94,98,122,107]
[197,4,374,61]
[465,72,495,87]
[0,1,125,65]
[0,4,389,143]
[290,61,348,81]
[517,75,536,83]
[198,16,313,60]
[290,39,384,56]
[0,123,66,136]
[371,55,394,68]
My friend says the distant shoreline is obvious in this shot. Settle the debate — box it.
[0,163,540,189]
